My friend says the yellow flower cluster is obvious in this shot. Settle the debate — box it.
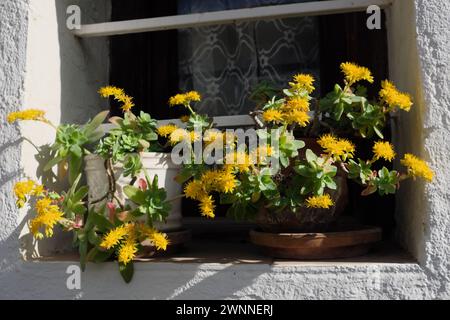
[379,80,413,111]
[373,141,396,162]
[100,224,128,249]
[118,236,138,265]
[14,180,44,208]
[340,62,374,85]
[263,98,311,127]
[263,109,284,124]
[290,73,315,94]
[169,91,201,107]
[184,167,238,218]
[401,153,434,182]
[7,109,47,124]
[98,86,134,112]
[262,73,313,127]
[203,129,224,145]
[168,128,199,145]
[225,151,253,173]
[29,197,64,239]
[250,145,273,164]
[157,124,179,138]
[305,194,334,209]
[13,180,63,239]
[100,223,169,265]
[317,134,355,161]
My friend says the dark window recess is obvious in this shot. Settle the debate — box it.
[110,1,393,237]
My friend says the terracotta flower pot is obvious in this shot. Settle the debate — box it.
[254,137,349,233]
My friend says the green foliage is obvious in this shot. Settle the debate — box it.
[119,262,134,283]
[60,174,88,220]
[294,149,337,196]
[123,154,143,178]
[186,113,211,131]
[249,81,280,109]
[123,175,171,223]
[347,159,373,184]
[262,96,286,111]
[347,160,399,196]
[320,84,386,139]
[45,111,108,184]
[97,111,158,162]
[275,130,305,168]
[373,167,399,195]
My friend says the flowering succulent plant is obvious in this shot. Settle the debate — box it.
[7,62,434,282]
[8,86,171,283]
[166,62,433,224]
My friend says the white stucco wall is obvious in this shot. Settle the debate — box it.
[0,0,449,299]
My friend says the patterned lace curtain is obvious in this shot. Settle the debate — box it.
[177,0,320,116]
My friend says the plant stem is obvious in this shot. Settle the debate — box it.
[22,137,40,152]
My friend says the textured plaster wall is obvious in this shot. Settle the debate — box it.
[19,0,110,256]
[0,0,29,275]
[0,0,449,299]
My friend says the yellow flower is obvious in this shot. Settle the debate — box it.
[217,170,237,193]
[98,86,134,112]
[200,170,222,191]
[7,109,47,124]
[317,134,355,161]
[100,225,128,249]
[250,146,273,164]
[305,194,334,209]
[263,109,284,124]
[29,199,64,239]
[199,195,215,218]
[35,197,58,215]
[340,62,374,85]
[373,141,396,162]
[169,91,201,106]
[157,124,179,137]
[118,237,138,265]
[14,180,44,208]
[317,134,337,147]
[283,110,310,127]
[137,224,168,251]
[189,131,200,143]
[284,97,310,112]
[149,231,169,251]
[184,180,206,200]
[169,128,189,145]
[401,153,434,182]
[379,80,413,111]
[203,129,224,145]
[291,73,315,93]
[226,151,252,173]
[169,94,186,106]
[185,91,201,102]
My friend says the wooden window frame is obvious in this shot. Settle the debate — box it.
[73,0,393,38]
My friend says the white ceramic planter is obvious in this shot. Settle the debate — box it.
[84,153,182,232]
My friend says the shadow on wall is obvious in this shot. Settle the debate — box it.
[78,263,271,300]
[22,1,111,257]
[54,0,110,125]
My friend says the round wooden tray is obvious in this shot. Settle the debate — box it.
[249,226,382,260]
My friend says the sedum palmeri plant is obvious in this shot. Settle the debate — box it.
[8,87,172,283]
[168,63,433,224]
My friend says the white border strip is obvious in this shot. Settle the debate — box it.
[74,0,393,38]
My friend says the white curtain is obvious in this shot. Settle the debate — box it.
[177,0,320,116]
